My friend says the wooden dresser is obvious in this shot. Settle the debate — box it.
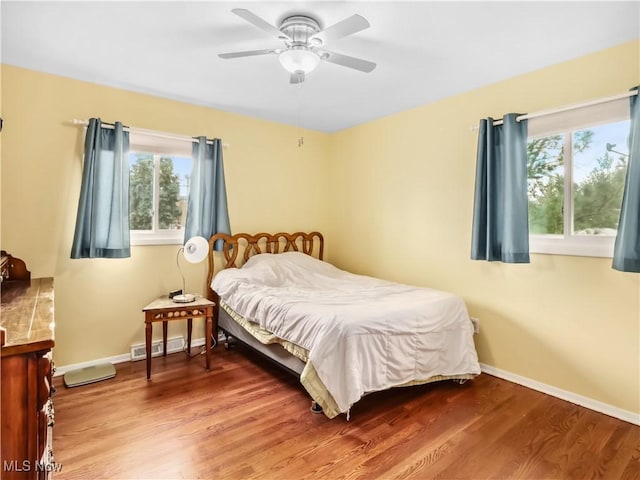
[1,252,55,479]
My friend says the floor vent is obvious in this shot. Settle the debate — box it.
[130,336,185,361]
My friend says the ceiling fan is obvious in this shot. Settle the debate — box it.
[219,9,376,84]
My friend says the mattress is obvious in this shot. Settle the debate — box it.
[212,252,481,417]
[218,303,306,376]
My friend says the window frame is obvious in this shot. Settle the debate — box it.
[527,98,630,258]
[129,133,193,246]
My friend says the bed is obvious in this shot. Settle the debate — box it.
[206,232,481,419]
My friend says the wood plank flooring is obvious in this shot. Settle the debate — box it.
[52,344,639,479]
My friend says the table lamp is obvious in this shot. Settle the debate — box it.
[173,236,209,303]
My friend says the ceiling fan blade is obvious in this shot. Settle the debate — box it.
[218,49,279,59]
[290,72,305,84]
[231,8,291,41]
[311,14,370,45]
[318,50,376,73]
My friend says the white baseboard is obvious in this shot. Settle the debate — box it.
[480,363,639,426]
[54,336,208,377]
[54,353,131,377]
[54,344,638,426]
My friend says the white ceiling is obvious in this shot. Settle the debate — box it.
[2,1,639,132]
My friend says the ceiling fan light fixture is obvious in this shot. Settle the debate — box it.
[278,48,320,74]
[220,9,376,84]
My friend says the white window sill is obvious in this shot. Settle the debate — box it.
[529,235,615,258]
[131,231,185,246]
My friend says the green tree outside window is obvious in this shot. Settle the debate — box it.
[527,122,628,236]
[130,153,185,231]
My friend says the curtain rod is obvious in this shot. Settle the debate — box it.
[472,88,638,130]
[71,119,229,149]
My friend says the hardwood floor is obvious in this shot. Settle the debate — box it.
[52,345,639,479]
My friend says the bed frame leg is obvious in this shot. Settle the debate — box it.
[310,401,323,414]
[223,333,236,349]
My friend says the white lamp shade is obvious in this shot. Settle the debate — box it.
[183,236,209,263]
[278,49,320,74]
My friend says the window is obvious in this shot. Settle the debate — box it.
[526,99,630,257]
[129,133,192,245]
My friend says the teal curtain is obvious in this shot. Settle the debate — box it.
[184,137,231,249]
[471,114,530,263]
[612,89,640,272]
[70,118,130,259]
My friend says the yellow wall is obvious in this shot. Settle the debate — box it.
[327,40,640,414]
[1,40,638,415]
[0,65,330,366]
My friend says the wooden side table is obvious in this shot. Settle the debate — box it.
[142,296,215,379]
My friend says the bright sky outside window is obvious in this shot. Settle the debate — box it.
[526,98,630,257]
[129,132,193,245]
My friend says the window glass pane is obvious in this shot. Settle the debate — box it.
[158,156,191,230]
[129,153,154,231]
[527,134,565,234]
[572,121,630,235]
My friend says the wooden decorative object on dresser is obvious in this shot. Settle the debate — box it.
[1,252,56,479]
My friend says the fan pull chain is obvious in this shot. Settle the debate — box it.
[297,81,304,148]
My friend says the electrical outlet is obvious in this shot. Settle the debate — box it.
[470,317,480,334]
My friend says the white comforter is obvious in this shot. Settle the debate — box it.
[212,252,480,415]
